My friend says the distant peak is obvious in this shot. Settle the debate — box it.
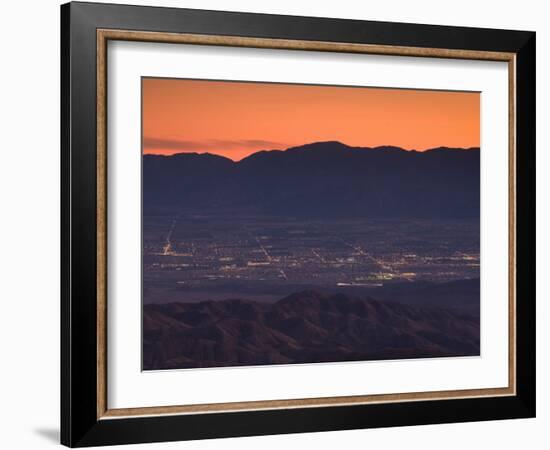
[422,146,480,154]
[287,141,350,151]
[143,152,234,163]
[238,148,284,162]
[371,145,408,152]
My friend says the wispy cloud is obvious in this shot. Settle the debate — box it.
[143,137,285,153]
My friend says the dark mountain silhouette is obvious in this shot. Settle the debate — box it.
[143,141,480,218]
[143,290,480,370]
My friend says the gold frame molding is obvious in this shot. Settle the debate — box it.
[96,29,517,420]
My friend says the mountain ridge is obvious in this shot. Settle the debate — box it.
[144,140,480,163]
[143,289,480,370]
[143,140,480,218]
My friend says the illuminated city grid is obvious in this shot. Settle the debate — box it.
[143,214,479,302]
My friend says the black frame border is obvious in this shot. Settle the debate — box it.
[61,2,536,447]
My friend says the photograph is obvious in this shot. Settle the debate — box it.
[141,78,481,370]
[54,1,537,447]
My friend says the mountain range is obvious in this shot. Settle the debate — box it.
[143,290,480,370]
[143,141,480,218]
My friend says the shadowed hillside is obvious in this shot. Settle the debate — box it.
[143,290,480,370]
[143,141,480,218]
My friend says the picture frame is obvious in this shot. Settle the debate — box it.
[61,1,536,447]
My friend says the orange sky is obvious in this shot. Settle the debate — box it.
[142,78,480,161]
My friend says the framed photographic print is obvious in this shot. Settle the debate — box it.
[61,2,536,447]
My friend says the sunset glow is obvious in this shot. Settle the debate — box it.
[142,78,480,161]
